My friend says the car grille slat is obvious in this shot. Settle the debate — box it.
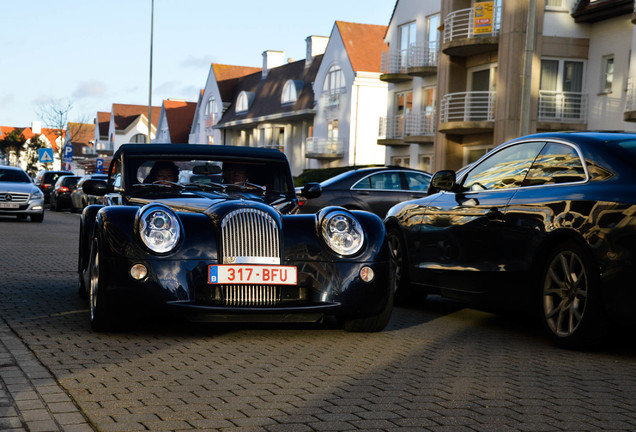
[223,285,278,306]
[221,208,280,264]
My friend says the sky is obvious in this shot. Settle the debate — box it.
[1,1,395,129]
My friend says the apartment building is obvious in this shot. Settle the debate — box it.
[381,0,636,172]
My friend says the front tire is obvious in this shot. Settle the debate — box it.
[387,227,412,305]
[540,241,608,349]
[88,238,115,332]
[343,289,393,332]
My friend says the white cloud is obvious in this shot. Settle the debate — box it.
[72,81,108,99]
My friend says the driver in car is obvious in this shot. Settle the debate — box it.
[145,161,179,184]
[223,163,249,185]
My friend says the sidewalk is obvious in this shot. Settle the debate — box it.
[0,318,93,432]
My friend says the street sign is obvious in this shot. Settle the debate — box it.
[96,158,104,174]
[38,148,54,163]
[62,162,72,171]
[63,144,74,162]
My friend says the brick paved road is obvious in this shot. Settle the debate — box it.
[2,210,636,432]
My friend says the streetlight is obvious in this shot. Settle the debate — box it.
[147,0,154,144]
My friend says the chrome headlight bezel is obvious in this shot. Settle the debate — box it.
[138,204,181,254]
[320,210,365,256]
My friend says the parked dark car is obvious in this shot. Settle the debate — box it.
[34,170,75,204]
[50,175,81,211]
[78,144,392,332]
[385,132,636,349]
[70,174,108,213]
[0,166,44,222]
[298,166,432,218]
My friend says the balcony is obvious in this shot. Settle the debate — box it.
[380,42,439,82]
[538,91,588,128]
[305,138,345,159]
[439,91,495,134]
[321,88,346,110]
[442,5,501,57]
[378,112,435,146]
[95,141,113,154]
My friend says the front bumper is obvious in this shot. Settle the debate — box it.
[0,198,44,218]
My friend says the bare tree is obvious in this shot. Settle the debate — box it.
[37,98,92,157]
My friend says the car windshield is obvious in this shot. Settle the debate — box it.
[127,156,294,202]
[0,168,31,183]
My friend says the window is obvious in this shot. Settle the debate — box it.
[545,0,566,10]
[391,156,410,167]
[523,143,586,186]
[418,155,432,173]
[236,91,253,113]
[540,59,585,120]
[282,80,300,105]
[602,55,614,93]
[404,171,431,191]
[353,172,403,191]
[205,97,217,120]
[323,66,345,94]
[130,133,147,143]
[463,142,545,191]
[399,21,416,69]
[427,14,440,50]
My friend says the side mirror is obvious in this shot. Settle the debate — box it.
[301,182,322,199]
[430,170,457,193]
[83,179,110,196]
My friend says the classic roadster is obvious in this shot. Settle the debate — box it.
[78,144,392,332]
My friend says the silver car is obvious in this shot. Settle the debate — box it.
[0,166,45,222]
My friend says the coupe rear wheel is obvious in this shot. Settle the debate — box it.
[89,238,114,332]
[540,241,608,349]
[387,227,412,304]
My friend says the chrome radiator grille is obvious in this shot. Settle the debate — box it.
[0,193,29,203]
[221,208,280,264]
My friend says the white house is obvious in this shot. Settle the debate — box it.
[107,103,161,154]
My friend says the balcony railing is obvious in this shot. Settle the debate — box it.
[305,138,345,159]
[321,88,346,109]
[381,42,439,74]
[443,5,502,42]
[95,141,113,152]
[538,91,588,123]
[440,91,496,123]
[379,112,436,139]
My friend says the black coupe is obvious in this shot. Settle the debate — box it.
[78,144,392,332]
[385,132,636,348]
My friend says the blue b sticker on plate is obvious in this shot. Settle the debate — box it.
[209,266,218,283]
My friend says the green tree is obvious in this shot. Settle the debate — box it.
[23,134,48,177]
[0,129,26,166]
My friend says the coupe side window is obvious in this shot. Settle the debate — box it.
[462,142,545,191]
[404,172,431,191]
[523,143,586,186]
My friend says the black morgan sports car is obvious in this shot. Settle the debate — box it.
[385,132,636,348]
[78,144,392,332]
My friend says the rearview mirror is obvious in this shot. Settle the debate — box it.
[193,164,222,175]
[301,182,322,199]
[430,170,457,193]
[83,179,110,196]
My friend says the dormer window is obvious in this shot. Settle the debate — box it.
[236,91,254,113]
[282,80,303,105]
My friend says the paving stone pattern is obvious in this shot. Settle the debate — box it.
[1,211,636,431]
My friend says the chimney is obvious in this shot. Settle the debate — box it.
[31,121,41,134]
[262,50,285,79]
[305,35,329,68]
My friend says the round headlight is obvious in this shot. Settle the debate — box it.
[139,205,181,253]
[321,211,364,256]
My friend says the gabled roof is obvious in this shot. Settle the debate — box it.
[0,126,64,151]
[112,103,161,131]
[212,64,262,102]
[68,122,95,145]
[162,100,197,143]
[335,21,388,73]
[216,55,323,127]
[96,112,110,138]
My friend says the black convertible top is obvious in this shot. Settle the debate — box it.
[113,143,289,163]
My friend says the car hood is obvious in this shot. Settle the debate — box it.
[0,182,39,194]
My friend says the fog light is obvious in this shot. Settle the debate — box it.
[130,264,148,280]
[359,266,374,282]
